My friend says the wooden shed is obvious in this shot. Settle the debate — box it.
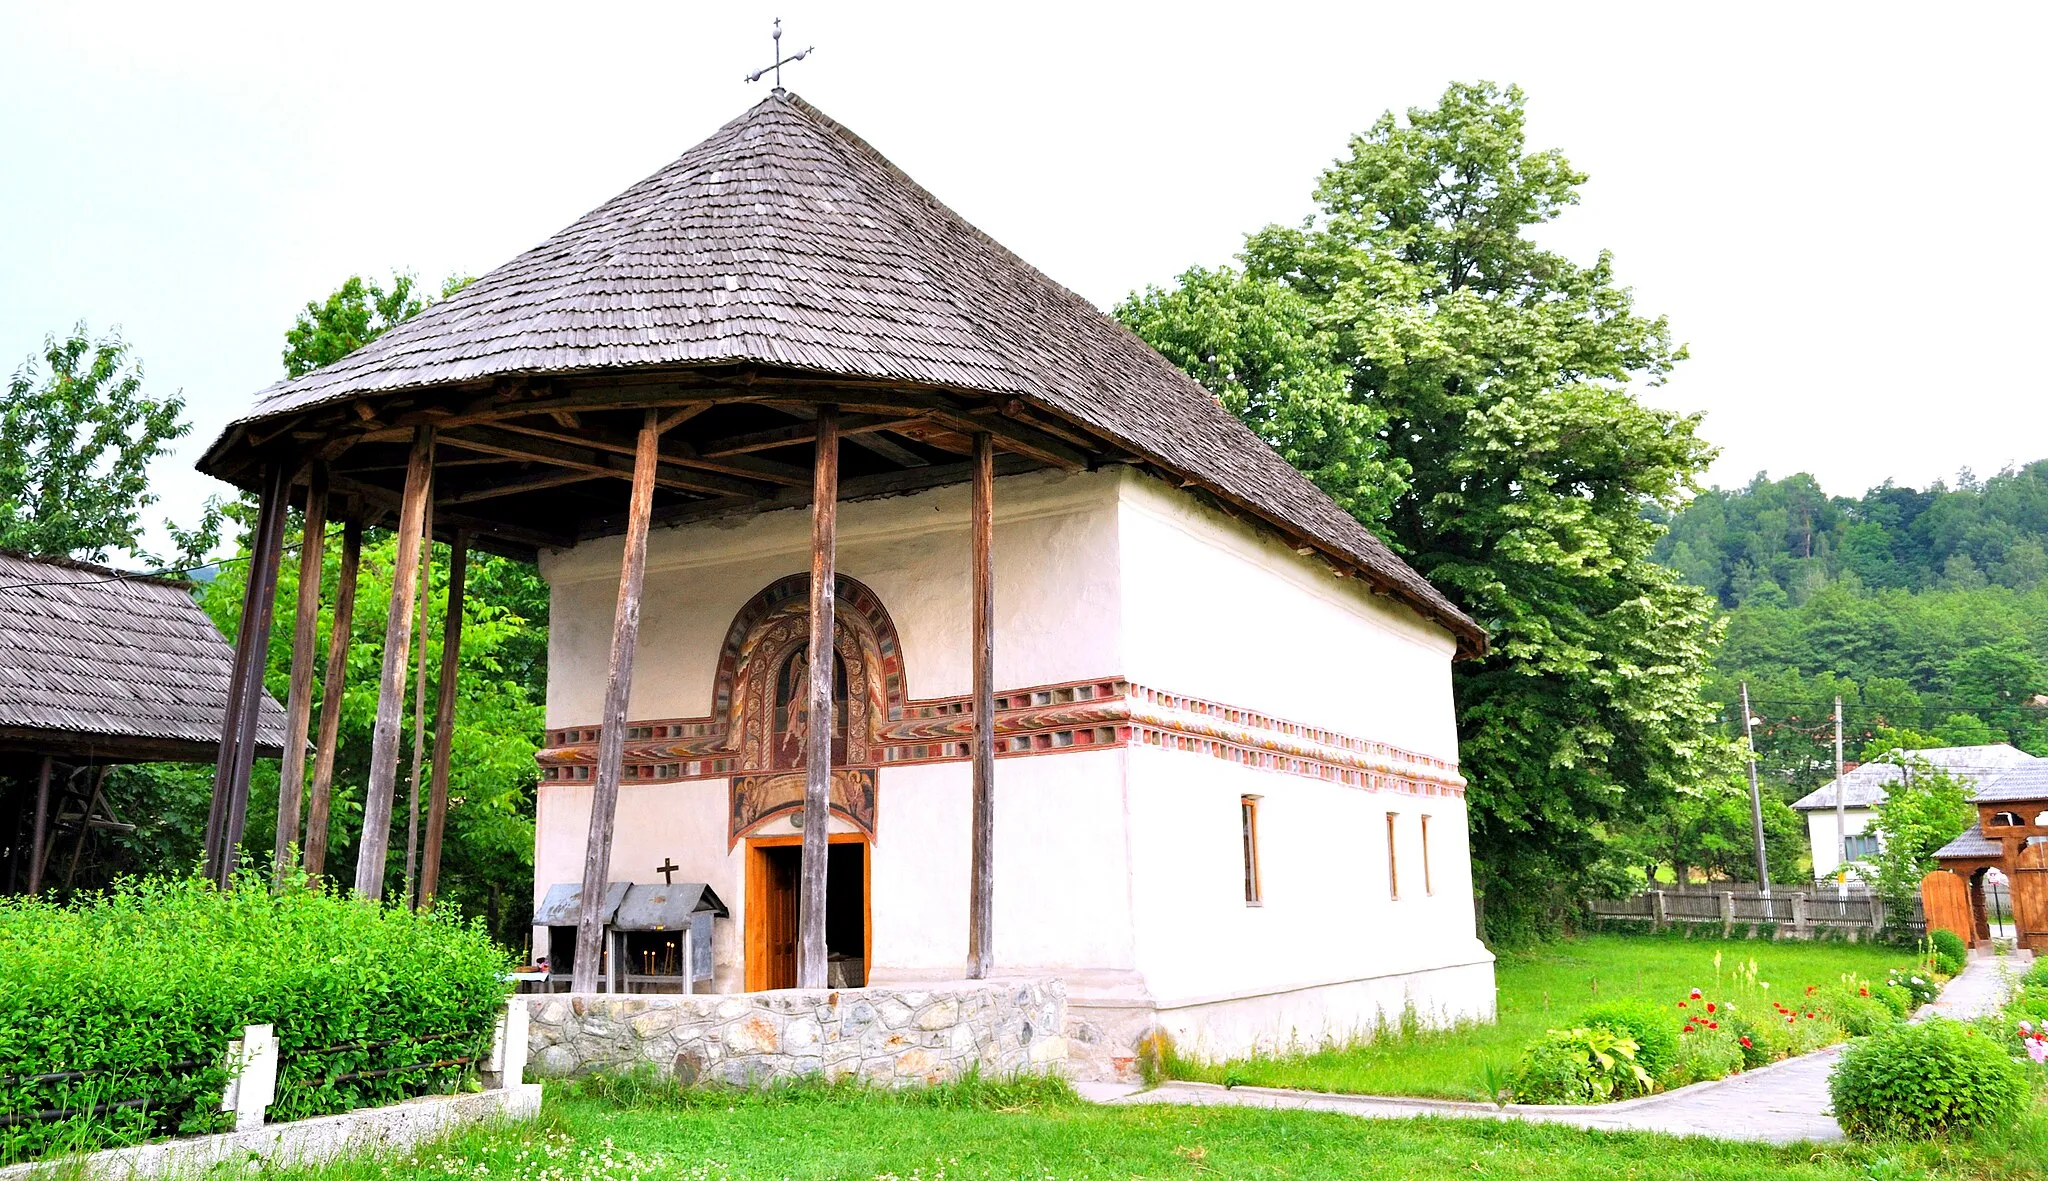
[0,550,286,892]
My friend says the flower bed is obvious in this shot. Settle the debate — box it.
[1505,949,1939,1105]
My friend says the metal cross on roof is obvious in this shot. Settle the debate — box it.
[655,856,679,884]
[744,18,813,90]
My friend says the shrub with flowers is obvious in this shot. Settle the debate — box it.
[1887,967,1939,1009]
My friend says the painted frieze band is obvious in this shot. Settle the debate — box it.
[537,678,1465,798]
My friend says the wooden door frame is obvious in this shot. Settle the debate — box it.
[744,831,871,991]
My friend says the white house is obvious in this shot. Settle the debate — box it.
[1793,743,2038,880]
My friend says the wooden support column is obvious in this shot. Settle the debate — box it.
[355,427,435,900]
[205,461,291,886]
[303,516,362,878]
[273,464,329,884]
[64,766,110,890]
[25,756,52,894]
[403,495,436,903]
[571,412,661,993]
[798,406,840,990]
[967,432,996,978]
[418,531,467,909]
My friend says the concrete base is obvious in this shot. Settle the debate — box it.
[0,1085,542,1181]
[1063,958,1498,1081]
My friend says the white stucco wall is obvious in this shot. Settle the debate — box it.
[539,467,1126,724]
[1114,471,1461,762]
[532,464,1485,1063]
[1806,807,1877,883]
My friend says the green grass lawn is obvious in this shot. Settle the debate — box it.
[1168,933,1911,1100]
[276,1077,2048,1181]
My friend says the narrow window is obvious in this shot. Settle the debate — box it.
[1241,795,1262,905]
[1386,812,1400,900]
[1421,814,1433,896]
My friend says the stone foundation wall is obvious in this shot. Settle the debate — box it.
[526,978,1066,1087]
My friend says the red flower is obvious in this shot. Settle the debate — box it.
[1739,1036,1752,1048]
[1706,1002,1716,1013]
[1708,1021,1719,1029]
[1678,1001,1688,1008]
[1805,1012,1816,1020]
[1690,988,1703,999]
[1805,985,1816,996]
[1859,987,1869,997]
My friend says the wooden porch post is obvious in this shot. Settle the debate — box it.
[206,460,291,886]
[355,427,435,900]
[797,406,840,990]
[25,755,52,894]
[403,496,436,903]
[571,412,661,993]
[967,432,996,978]
[418,530,467,909]
[303,515,362,878]
[273,464,328,885]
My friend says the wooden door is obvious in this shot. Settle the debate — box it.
[2012,841,2048,953]
[1920,870,1971,944]
[746,845,799,990]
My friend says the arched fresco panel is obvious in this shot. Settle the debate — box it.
[717,574,904,846]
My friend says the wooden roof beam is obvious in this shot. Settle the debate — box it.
[439,470,604,506]
[698,413,929,457]
[327,473,567,555]
[439,426,769,499]
[489,420,811,488]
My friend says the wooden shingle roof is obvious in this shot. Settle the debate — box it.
[0,552,286,762]
[202,92,1483,653]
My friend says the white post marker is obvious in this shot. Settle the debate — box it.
[483,997,529,1090]
[219,1024,278,1132]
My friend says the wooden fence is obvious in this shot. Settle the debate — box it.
[1585,886,1924,940]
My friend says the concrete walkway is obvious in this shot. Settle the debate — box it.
[1079,952,2025,1144]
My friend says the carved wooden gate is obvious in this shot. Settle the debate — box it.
[2012,841,2048,953]
[1919,870,1971,944]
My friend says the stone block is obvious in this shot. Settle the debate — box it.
[914,999,959,1030]
[895,1048,938,1080]
[631,1010,679,1039]
[877,997,914,1028]
[725,1013,782,1056]
[785,1016,822,1050]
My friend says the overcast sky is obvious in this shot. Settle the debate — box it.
[4,2,2043,558]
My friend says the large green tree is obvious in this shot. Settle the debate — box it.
[1,325,192,562]
[1118,82,1730,940]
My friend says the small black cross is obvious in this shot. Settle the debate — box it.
[655,857,679,885]
[744,18,814,90]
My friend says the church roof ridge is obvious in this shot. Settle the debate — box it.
[200,91,1484,654]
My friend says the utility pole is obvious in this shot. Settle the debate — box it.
[1834,696,1847,901]
[1740,682,1771,900]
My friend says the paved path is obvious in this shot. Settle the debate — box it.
[1080,952,2025,1144]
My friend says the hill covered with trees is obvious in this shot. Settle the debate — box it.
[1655,463,2048,798]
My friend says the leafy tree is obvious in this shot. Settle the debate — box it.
[1862,759,1976,927]
[283,274,429,378]
[1623,778,1803,889]
[1117,266,1404,523]
[1117,81,1731,940]
[1,325,192,562]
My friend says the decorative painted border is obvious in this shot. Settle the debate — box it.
[538,678,1464,797]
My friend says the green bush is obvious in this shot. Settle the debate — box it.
[1508,1027,1654,1105]
[1829,1020,2027,1140]
[1812,980,1896,1037]
[1887,967,1939,1009]
[1869,978,1913,1019]
[1929,928,1967,970]
[1578,1001,1679,1080]
[0,873,511,1163]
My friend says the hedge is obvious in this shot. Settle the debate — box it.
[0,873,511,1163]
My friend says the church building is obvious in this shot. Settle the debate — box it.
[198,90,1493,1074]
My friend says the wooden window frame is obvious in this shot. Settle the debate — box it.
[1242,795,1263,906]
[1420,814,1433,896]
[1387,811,1400,901]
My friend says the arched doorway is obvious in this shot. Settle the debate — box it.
[715,573,903,989]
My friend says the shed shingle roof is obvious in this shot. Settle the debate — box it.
[201,91,1484,654]
[0,552,286,760]
[1933,822,2003,861]
[1971,761,2048,804]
